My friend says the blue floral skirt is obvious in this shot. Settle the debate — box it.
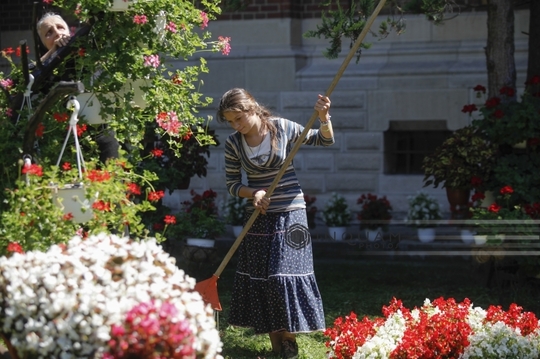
[228,209,325,334]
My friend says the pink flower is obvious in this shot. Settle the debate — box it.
[143,54,160,68]
[133,14,148,24]
[166,21,177,33]
[43,0,54,4]
[200,11,209,29]
[0,78,14,91]
[218,36,231,56]
[155,111,181,135]
[6,108,13,117]
[106,300,195,358]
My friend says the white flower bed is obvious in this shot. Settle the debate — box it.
[0,233,222,358]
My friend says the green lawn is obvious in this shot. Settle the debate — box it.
[212,254,540,359]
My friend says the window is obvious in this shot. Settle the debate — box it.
[384,120,451,175]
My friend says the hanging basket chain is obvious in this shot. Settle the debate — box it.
[56,96,86,181]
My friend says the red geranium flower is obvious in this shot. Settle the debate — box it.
[151,148,163,157]
[484,97,501,108]
[470,176,483,187]
[473,84,486,93]
[63,213,74,221]
[127,183,142,196]
[148,190,165,202]
[461,104,477,114]
[499,86,516,97]
[488,203,502,213]
[93,200,111,211]
[164,215,176,225]
[22,163,43,177]
[53,112,69,122]
[500,185,514,195]
[35,123,45,137]
[7,242,24,254]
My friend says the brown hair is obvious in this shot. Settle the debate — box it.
[217,88,278,149]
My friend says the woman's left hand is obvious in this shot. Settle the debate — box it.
[315,94,331,119]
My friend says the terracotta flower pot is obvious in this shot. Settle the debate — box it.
[445,188,471,219]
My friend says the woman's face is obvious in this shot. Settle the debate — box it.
[223,110,260,135]
[39,16,70,50]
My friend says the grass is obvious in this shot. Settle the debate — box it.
[212,253,540,359]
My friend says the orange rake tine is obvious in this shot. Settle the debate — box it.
[194,274,221,311]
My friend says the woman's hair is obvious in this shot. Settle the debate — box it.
[217,88,278,149]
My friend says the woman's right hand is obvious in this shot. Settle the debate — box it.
[253,189,270,214]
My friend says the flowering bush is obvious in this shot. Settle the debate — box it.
[405,191,442,228]
[464,78,540,147]
[322,193,351,227]
[464,78,540,203]
[325,297,540,359]
[357,193,392,231]
[0,0,231,252]
[0,233,222,358]
[105,300,196,359]
[0,154,162,255]
[223,195,247,226]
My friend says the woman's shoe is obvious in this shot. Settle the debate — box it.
[280,339,298,359]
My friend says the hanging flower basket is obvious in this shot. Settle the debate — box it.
[76,92,106,125]
[52,183,94,223]
[120,79,150,109]
[110,0,136,11]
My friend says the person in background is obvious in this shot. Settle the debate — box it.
[36,12,119,162]
[217,88,334,359]
[37,12,72,63]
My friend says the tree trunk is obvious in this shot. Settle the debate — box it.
[526,0,540,82]
[485,0,516,98]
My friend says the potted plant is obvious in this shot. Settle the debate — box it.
[169,189,225,248]
[322,192,351,241]
[357,193,392,240]
[304,193,318,229]
[223,195,247,237]
[422,125,498,218]
[405,191,442,243]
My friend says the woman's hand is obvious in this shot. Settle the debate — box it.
[52,34,71,50]
[315,94,331,121]
[253,189,270,214]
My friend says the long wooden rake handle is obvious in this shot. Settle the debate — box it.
[212,0,387,279]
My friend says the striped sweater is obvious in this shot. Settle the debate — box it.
[224,117,335,212]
